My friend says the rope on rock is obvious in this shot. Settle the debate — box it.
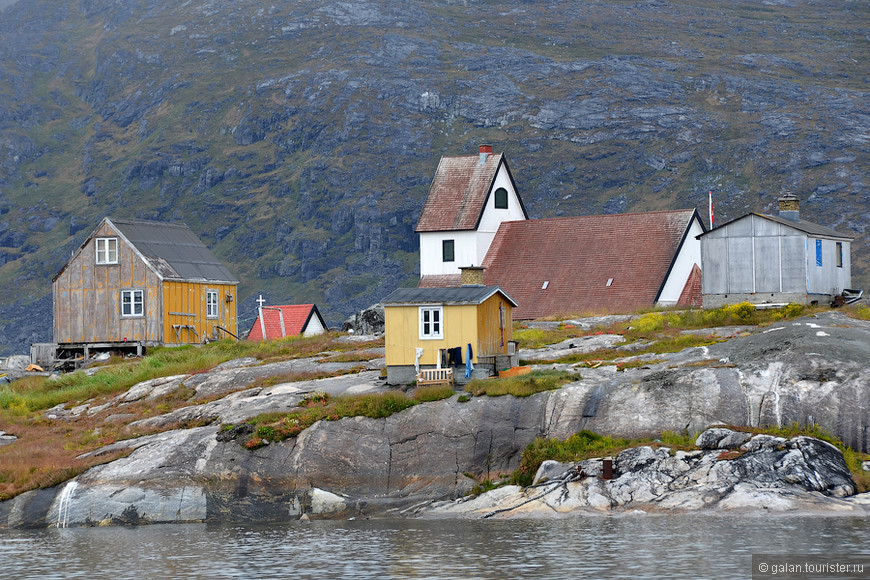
[480,467,587,519]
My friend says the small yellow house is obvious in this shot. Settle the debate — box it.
[52,217,238,355]
[382,284,517,385]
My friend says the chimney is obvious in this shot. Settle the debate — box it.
[479,144,492,165]
[460,265,485,286]
[778,192,800,222]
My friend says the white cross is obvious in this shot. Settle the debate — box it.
[256,294,266,308]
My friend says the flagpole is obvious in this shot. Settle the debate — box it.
[708,191,714,229]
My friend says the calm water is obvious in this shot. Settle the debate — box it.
[1,515,868,579]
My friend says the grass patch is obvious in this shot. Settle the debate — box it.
[849,304,870,321]
[464,369,577,398]
[237,387,459,449]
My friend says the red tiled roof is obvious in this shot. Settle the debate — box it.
[247,304,323,341]
[481,210,699,319]
[415,153,504,232]
[677,264,703,308]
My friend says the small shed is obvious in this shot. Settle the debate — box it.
[51,217,238,357]
[382,284,518,385]
[246,303,327,341]
[699,194,854,307]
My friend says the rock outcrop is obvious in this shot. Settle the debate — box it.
[420,428,861,519]
[1,312,869,527]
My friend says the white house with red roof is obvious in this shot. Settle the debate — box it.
[416,147,706,318]
[247,301,327,341]
[416,145,528,287]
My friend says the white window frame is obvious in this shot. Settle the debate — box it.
[419,306,443,340]
[206,289,219,319]
[120,289,144,318]
[95,237,119,265]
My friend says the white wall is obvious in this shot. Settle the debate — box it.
[420,230,481,276]
[657,216,703,305]
[303,313,326,336]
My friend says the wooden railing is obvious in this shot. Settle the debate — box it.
[416,368,454,386]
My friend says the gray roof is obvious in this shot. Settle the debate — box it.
[382,285,518,307]
[699,212,853,241]
[753,213,854,240]
[111,218,238,283]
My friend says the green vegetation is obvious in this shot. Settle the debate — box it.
[850,304,870,321]
[0,332,383,416]
[237,386,457,449]
[515,303,814,366]
[464,369,578,398]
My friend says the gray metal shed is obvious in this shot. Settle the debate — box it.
[698,196,853,308]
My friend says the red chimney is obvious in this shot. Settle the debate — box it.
[479,144,492,164]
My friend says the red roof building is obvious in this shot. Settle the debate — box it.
[247,304,327,341]
[415,148,706,319]
[480,210,705,319]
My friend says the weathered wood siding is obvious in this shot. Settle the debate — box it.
[476,293,513,357]
[53,222,163,344]
[162,281,237,344]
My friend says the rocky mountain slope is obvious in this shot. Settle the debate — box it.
[0,0,867,354]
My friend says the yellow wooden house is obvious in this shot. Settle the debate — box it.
[51,217,238,355]
[382,282,517,385]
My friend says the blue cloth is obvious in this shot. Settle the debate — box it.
[465,343,474,378]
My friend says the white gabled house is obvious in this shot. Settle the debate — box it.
[416,145,528,287]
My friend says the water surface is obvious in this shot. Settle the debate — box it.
[2,514,868,579]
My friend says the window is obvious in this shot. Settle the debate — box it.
[419,306,443,340]
[206,290,219,318]
[836,242,843,268]
[121,289,144,317]
[494,187,508,209]
[815,239,823,267]
[442,239,454,263]
[96,237,118,265]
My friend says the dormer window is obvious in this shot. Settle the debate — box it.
[494,187,508,209]
[96,237,118,265]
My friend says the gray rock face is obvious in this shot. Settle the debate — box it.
[2,313,869,527]
[422,428,860,518]
[341,303,385,335]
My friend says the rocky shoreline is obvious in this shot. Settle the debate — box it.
[416,427,868,519]
[1,312,870,528]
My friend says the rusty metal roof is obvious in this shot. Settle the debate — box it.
[480,210,700,319]
[110,218,238,283]
[416,153,512,232]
